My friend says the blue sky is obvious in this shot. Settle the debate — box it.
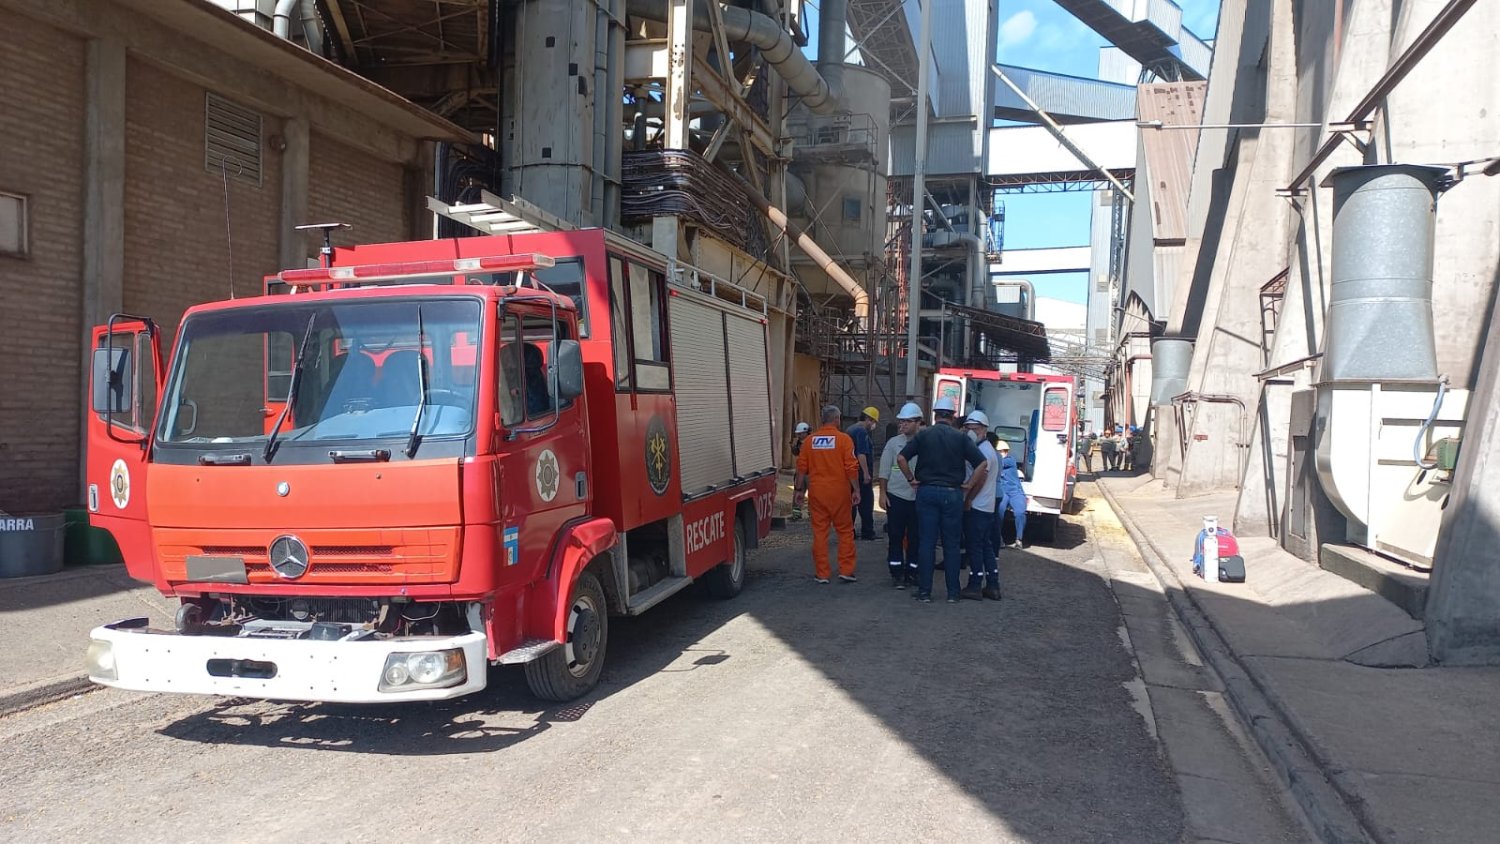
[994,0,1219,304]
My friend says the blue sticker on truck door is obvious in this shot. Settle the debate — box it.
[504,527,520,566]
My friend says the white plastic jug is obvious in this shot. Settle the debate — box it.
[1202,515,1219,582]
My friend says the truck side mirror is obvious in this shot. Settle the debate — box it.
[551,339,584,401]
[91,347,133,415]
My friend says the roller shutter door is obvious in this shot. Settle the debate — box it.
[725,315,774,476]
[669,295,734,495]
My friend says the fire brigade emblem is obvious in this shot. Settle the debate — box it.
[109,459,130,510]
[645,416,671,495]
[535,449,561,503]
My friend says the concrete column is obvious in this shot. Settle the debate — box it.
[405,140,436,241]
[278,117,310,271]
[1426,286,1500,664]
[79,36,126,494]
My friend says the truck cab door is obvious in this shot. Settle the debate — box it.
[495,306,590,582]
[87,318,164,581]
[932,374,967,421]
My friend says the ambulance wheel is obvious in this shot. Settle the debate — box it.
[705,520,747,599]
[1033,515,1058,544]
[525,571,608,702]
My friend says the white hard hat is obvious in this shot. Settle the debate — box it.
[897,402,923,420]
[997,440,1011,451]
[965,409,990,427]
[933,396,957,413]
[794,422,811,434]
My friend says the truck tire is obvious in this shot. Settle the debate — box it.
[525,571,608,702]
[1034,514,1058,544]
[704,519,747,599]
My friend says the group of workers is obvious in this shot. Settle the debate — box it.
[1078,426,1135,474]
[792,398,1029,603]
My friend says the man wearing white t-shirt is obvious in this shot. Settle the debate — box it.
[959,410,1001,601]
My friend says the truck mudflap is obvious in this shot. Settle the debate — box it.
[85,619,488,703]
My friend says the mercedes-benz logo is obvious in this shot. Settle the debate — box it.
[268,535,309,579]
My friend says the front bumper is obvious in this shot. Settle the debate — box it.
[87,621,488,703]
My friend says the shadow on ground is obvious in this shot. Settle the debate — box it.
[157,512,1185,842]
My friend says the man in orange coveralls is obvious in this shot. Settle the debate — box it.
[792,404,862,583]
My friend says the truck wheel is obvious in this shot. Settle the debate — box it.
[525,571,608,702]
[704,519,747,599]
[1034,514,1058,544]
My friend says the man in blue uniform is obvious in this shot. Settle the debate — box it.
[846,407,880,540]
[995,440,1027,554]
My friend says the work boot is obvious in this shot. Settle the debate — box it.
[960,583,984,601]
[982,586,1003,601]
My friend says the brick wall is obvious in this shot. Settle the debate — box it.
[123,59,282,331]
[307,133,411,256]
[0,17,85,513]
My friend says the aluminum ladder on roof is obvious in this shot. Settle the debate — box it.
[426,190,574,236]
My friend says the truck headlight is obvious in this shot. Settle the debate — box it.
[86,639,118,681]
[378,649,466,692]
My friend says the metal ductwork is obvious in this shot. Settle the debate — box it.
[816,0,847,107]
[1322,164,1447,382]
[1313,163,1461,567]
[626,0,837,114]
[272,0,324,54]
[1150,339,1193,405]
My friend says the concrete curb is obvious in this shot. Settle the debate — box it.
[0,674,96,719]
[1094,481,1376,844]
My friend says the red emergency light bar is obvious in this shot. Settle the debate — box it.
[277,253,556,287]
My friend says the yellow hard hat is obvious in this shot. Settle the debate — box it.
[863,406,880,422]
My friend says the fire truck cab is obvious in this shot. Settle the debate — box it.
[83,228,777,703]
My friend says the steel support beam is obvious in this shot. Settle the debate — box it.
[903,0,932,398]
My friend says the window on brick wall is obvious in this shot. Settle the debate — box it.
[205,93,263,186]
[0,192,27,258]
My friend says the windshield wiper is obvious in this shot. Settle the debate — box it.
[405,306,428,459]
[264,313,318,463]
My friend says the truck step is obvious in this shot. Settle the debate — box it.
[626,576,694,615]
[495,638,561,665]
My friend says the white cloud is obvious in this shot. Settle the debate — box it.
[999,11,1038,50]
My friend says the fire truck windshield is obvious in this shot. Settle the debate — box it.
[155,297,482,462]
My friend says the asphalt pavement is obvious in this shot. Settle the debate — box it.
[1,483,1303,843]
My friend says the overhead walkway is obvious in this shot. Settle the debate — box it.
[1051,0,1212,80]
[993,65,1136,124]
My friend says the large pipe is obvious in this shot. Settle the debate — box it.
[817,0,847,106]
[299,0,323,55]
[272,0,299,39]
[731,172,868,317]
[272,0,323,54]
[626,0,837,114]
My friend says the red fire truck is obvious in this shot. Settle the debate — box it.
[83,228,778,703]
[932,368,1078,542]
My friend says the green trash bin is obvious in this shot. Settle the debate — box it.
[0,513,66,578]
[63,508,125,566]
